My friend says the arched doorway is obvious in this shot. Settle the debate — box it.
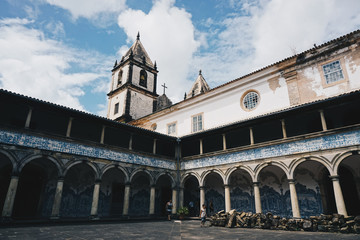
[13,157,58,219]
[129,171,150,216]
[338,155,360,216]
[0,153,13,215]
[60,163,96,218]
[293,160,331,217]
[155,174,172,216]
[229,169,254,213]
[183,175,199,216]
[204,172,224,215]
[258,165,289,217]
[99,168,126,217]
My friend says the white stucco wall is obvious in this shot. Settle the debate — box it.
[111,65,129,91]
[108,90,127,119]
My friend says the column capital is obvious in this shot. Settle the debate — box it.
[287,179,295,184]
[95,179,102,184]
[150,184,156,188]
[57,177,65,182]
[125,182,131,186]
[199,186,206,190]
[329,175,339,181]
[223,184,230,188]
[252,182,260,186]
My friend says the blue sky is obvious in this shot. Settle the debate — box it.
[0,0,360,116]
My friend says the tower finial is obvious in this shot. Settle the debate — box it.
[137,32,140,40]
[199,69,202,75]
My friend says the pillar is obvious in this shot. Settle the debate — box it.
[222,134,227,150]
[122,183,131,216]
[25,107,33,128]
[66,117,73,137]
[200,186,205,212]
[100,125,105,144]
[199,139,203,155]
[51,178,64,219]
[288,179,300,218]
[249,127,254,145]
[179,187,184,208]
[153,139,157,155]
[171,188,177,214]
[224,185,231,213]
[253,182,261,213]
[281,119,287,139]
[319,110,327,131]
[330,175,348,216]
[90,180,101,218]
[2,175,19,218]
[149,185,155,215]
[129,134,133,150]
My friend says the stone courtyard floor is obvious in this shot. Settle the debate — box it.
[0,220,360,240]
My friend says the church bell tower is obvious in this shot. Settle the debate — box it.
[107,33,158,122]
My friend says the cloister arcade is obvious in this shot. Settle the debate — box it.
[181,150,360,218]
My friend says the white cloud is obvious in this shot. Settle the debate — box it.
[45,0,127,24]
[191,0,360,89]
[117,0,200,102]
[0,18,109,111]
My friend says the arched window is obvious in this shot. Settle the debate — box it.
[139,69,147,87]
[117,70,123,86]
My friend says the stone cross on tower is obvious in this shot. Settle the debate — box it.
[161,83,168,95]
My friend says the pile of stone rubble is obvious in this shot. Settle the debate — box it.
[210,210,360,234]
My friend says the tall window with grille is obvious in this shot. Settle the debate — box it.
[192,113,203,133]
[322,60,344,84]
[167,122,177,135]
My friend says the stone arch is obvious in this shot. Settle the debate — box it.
[13,154,61,218]
[225,165,254,184]
[200,169,225,187]
[100,164,129,183]
[0,149,17,173]
[17,154,63,177]
[155,172,175,188]
[129,168,154,185]
[227,166,255,213]
[289,156,332,179]
[180,172,201,188]
[202,169,225,213]
[332,150,359,175]
[63,159,100,180]
[254,161,289,182]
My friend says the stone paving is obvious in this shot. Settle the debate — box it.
[0,220,360,240]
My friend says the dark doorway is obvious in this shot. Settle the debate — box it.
[183,176,199,216]
[13,164,46,218]
[0,156,12,215]
[155,175,172,216]
[110,183,124,216]
[319,169,336,215]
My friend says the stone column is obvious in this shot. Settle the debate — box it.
[51,178,64,219]
[200,186,205,211]
[66,117,73,137]
[319,110,327,131]
[90,180,101,219]
[100,125,106,144]
[288,179,300,218]
[153,139,157,155]
[222,134,227,150]
[149,185,156,215]
[179,187,184,208]
[122,183,131,216]
[249,127,254,145]
[281,119,287,139]
[199,139,203,155]
[330,175,348,216]
[224,185,231,213]
[253,182,262,213]
[128,134,133,150]
[2,175,19,218]
[171,188,177,214]
[25,107,33,128]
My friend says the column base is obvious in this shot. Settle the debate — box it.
[1,216,13,223]
[89,215,100,220]
[50,216,60,220]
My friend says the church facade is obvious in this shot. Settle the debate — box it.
[0,30,360,221]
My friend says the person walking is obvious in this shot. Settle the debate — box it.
[200,204,206,227]
[166,200,172,220]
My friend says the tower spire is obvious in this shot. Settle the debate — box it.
[137,32,140,40]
